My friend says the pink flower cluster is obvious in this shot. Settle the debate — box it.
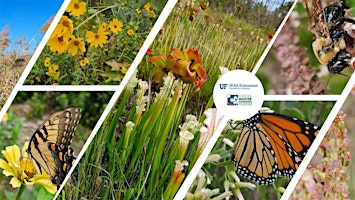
[273,14,325,94]
[291,112,350,199]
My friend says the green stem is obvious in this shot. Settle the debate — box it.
[75,4,119,30]
[16,184,25,200]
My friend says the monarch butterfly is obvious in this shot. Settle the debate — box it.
[232,111,320,185]
[27,107,81,186]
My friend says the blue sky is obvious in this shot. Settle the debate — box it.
[0,0,64,52]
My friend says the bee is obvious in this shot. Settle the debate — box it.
[305,0,355,75]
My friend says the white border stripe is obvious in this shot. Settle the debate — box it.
[0,0,71,120]
[264,95,339,101]
[281,72,355,199]
[251,0,298,75]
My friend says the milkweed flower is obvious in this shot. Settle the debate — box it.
[0,142,57,194]
[85,27,109,48]
[291,112,350,199]
[66,0,87,16]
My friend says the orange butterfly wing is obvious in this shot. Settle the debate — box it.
[233,112,320,184]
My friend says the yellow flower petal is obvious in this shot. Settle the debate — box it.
[0,159,15,177]
[10,177,21,188]
[30,173,57,194]
[22,142,29,158]
[2,145,20,164]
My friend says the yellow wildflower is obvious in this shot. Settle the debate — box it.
[127,29,134,36]
[44,57,51,67]
[144,2,151,11]
[148,10,156,18]
[52,16,73,38]
[46,64,60,80]
[136,8,141,14]
[0,142,57,194]
[67,35,86,56]
[47,35,69,54]
[100,22,108,29]
[108,19,123,34]
[2,113,8,122]
[80,58,89,67]
[66,0,87,16]
[85,27,109,48]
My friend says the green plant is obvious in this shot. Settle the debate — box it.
[26,0,167,85]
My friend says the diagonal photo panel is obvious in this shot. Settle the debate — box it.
[290,85,355,199]
[24,0,170,85]
[185,101,334,199]
[256,0,355,95]
[0,0,63,109]
[0,91,113,199]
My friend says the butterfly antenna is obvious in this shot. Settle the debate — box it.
[228,120,243,130]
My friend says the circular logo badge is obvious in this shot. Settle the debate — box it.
[213,70,264,120]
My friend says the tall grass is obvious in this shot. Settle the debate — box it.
[140,4,271,114]
[0,25,32,108]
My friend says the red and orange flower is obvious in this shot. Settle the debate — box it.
[148,47,206,91]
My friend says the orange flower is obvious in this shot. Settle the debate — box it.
[148,47,207,91]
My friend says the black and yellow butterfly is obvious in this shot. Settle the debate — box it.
[27,107,82,186]
[232,112,320,185]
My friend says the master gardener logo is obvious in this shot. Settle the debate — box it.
[227,94,252,106]
[213,70,264,120]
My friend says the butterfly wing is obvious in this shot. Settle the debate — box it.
[259,113,319,178]
[233,120,279,184]
[233,112,319,185]
[27,107,81,183]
